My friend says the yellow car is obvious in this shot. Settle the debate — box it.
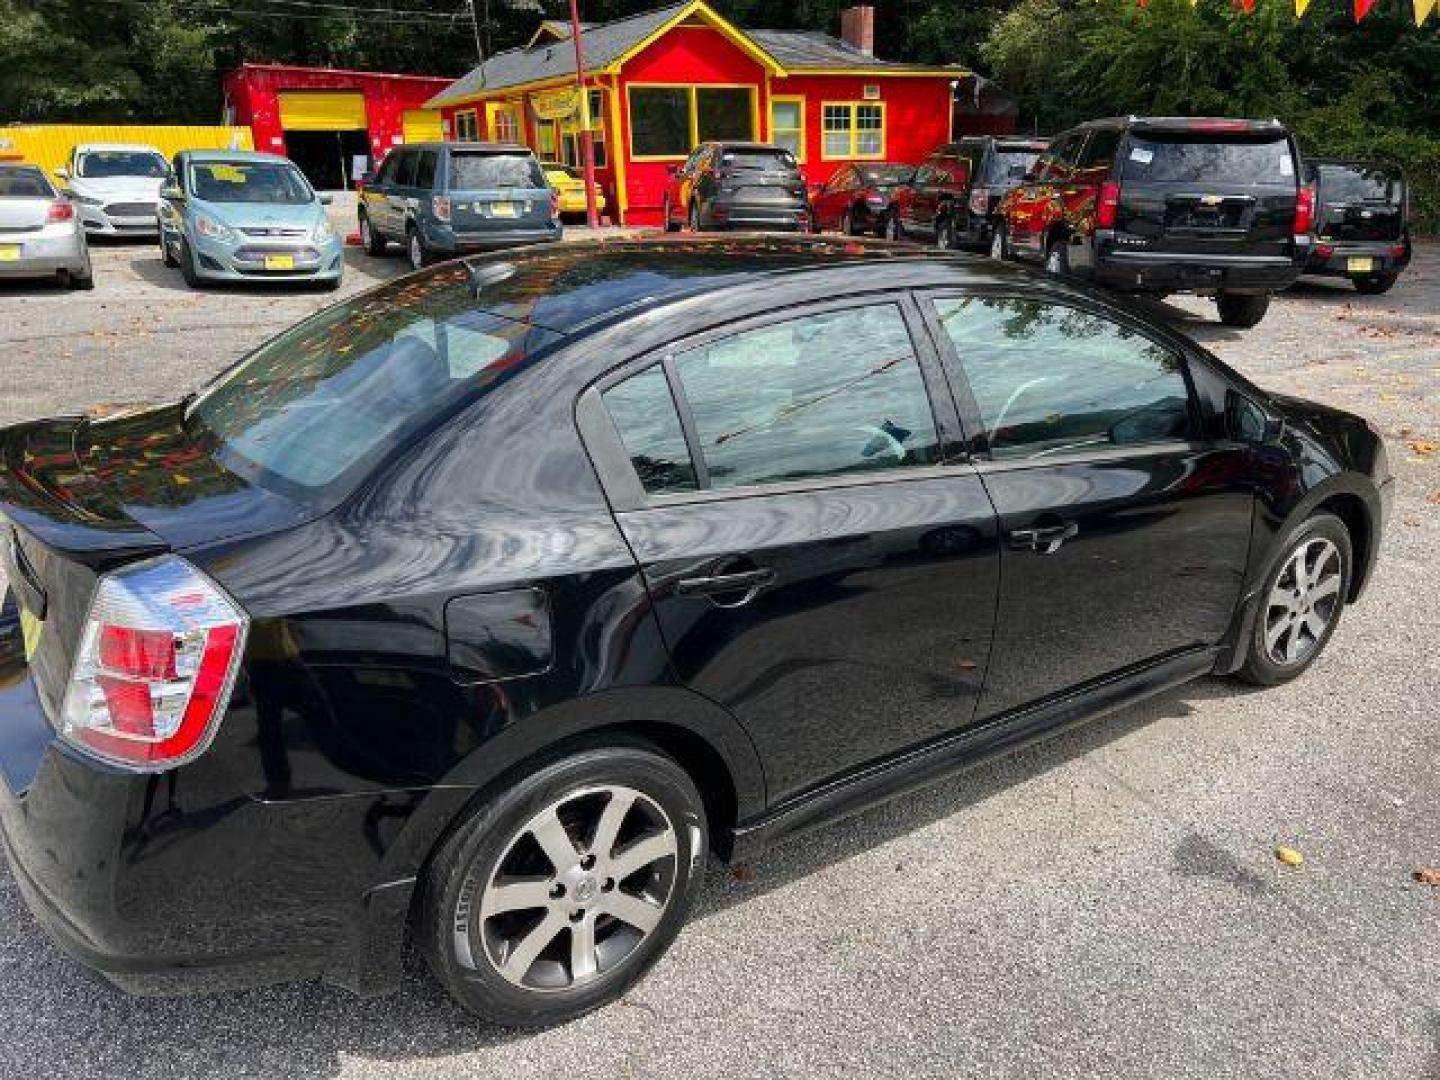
[543,162,606,218]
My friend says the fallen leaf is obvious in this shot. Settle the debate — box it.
[1427,491,1440,506]
[1413,868,1440,886]
[1411,440,1438,457]
[730,864,756,883]
[1275,845,1305,867]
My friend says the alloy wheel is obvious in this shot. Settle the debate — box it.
[465,784,679,992]
[1263,537,1343,666]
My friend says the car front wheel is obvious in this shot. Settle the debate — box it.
[360,213,387,256]
[179,237,202,288]
[419,739,708,1027]
[1235,512,1352,686]
[1044,237,1070,276]
[1216,291,1271,328]
[407,227,430,271]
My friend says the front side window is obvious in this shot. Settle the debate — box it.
[822,102,885,160]
[395,152,418,188]
[602,366,698,496]
[931,296,1192,460]
[189,161,313,204]
[415,150,438,190]
[771,97,805,161]
[671,305,940,489]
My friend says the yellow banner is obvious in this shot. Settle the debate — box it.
[1417,0,1437,24]
[532,87,580,121]
[1296,0,1312,15]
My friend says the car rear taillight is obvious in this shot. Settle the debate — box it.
[1390,242,1407,259]
[1096,182,1121,230]
[864,192,886,207]
[1294,185,1315,236]
[58,555,248,771]
[432,195,452,223]
[969,187,990,216]
[47,201,75,223]
[1316,243,1334,259]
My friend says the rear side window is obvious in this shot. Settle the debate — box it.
[449,152,545,190]
[670,305,941,489]
[0,167,54,198]
[1075,129,1121,182]
[603,367,698,496]
[931,296,1191,461]
[1123,135,1296,185]
[395,152,418,187]
[414,150,438,190]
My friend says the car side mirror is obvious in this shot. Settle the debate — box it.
[319,193,334,205]
[1226,388,1284,444]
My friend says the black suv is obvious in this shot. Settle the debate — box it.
[886,136,1049,249]
[994,118,1312,327]
[1302,158,1412,294]
[661,142,808,232]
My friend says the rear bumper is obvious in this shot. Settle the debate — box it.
[1304,240,1410,278]
[1094,245,1302,294]
[426,220,562,253]
[0,226,90,278]
[708,200,809,232]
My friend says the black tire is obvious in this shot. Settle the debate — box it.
[419,739,708,1027]
[1044,236,1071,276]
[67,267,94,291]
[842,207,859,236]
[883,210,904,242]
[662,198,680,233]
[687,200,702,233]
[1234,512,1352,687]
[1352,273,1398,296]
[936,216,958,251]
[179,238,202,289]
[989,221,1010,261]
[360,213,387,256]
[160,232,179,268]
[1216,291,1271,328]
[407,226,430,271]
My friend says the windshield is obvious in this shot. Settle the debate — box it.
[78,151,168,179]
[720,148,797,171]
[0,167,55,198]
[858,164,914,186]
[1122,135,1296,185]
[1316,164,1401,204]
[987,150,1043,183]
[449,152,545,190]
[190,161,314,204]
[186,270,550,501]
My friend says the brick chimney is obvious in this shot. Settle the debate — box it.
[840,5,875,58]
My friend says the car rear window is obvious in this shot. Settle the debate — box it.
[719,148,797,171]
[0,167,54,198]
[190,161,313,204]
[185,273,553,503]
[1316,164,1401,204]
[1121,135,1296,185]
[449,152,545,190]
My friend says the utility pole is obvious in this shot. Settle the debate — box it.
[467,0,485,66]
[568,0,600,229]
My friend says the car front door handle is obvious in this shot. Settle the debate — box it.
[1008,522,1079,555]
[675,567,777,606]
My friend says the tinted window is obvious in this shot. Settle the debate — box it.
[719,147,796,172]
[186,278,547,500]
[448,152,544,190]
[671,305,941,489]
[189,161,312,204]
[1078,129,1120,169]
[1316,163,1401,204]
[414,150,438,190]
[602,366,698,495]
[0,166,55,198]
[395,152,418,187]
[986,149,1043,184]
[77,151,168,178]
[932,296,1191,460]
[1122,135,1296,185]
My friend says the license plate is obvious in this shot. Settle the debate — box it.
[19,605,43,662]
[1347,256,1374,273]
[0,245,20,262]
[264,254,296,271]
[490,202,517,218]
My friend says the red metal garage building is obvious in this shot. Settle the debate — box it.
[223,64,452,189]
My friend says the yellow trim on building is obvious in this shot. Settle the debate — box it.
[784,68,970,78]
[769,94,806,163]
[608,1,784,77]
[625,82,758,161]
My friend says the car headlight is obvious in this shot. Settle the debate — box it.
[312,217,335,243]
[195,215,234,242]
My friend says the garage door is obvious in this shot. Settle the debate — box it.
[277,91,367,131]
[402,109,444,143]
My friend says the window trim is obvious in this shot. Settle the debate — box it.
[578,292,968,513]
[486,101,523,145]
[626,83,759,162]
[453,109,480,142]
[769,94,807,163]
[914,286,1203,467]
[820,100,887,162]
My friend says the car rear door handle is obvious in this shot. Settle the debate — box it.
[675,567,776,605]
[1007,522,1078,555]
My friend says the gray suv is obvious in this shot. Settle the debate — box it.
[359,142,561,269]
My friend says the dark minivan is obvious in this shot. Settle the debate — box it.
[661,142,808,232]
[359,141,561,270]
[0,238,1390,1028]
[994,118,1312,327]
[1302,158,1411,294]
[886,136,1049,250]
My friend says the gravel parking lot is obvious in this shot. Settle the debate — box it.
[0,201,1437,1079]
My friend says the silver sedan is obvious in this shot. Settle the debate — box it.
[0,164,93,289]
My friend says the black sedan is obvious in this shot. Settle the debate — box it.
[809,162,915,237]
[0,237,1391,1027]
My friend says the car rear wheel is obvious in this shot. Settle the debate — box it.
[160,232,179,268]
[360,213,387,256]
[1352,273,1398,295]
[842,208,859,236]
[989,222,1010,261]
[883,211,904,242]
[407,227,430,272]
[65,266,94,291]
[1235,512,1352,686]
[937,217,958,251]
[1216,291,1271,328]
[662,198,680,233]
[687,201,702,233]
[419,740,708,1027]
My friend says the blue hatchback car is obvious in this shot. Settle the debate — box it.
[158,151,344,289]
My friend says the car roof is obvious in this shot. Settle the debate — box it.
[408,141,532,153]
[74,143,166,154]
[432,234,1043,337]
[707,142,789,152]
[182,149,295,165]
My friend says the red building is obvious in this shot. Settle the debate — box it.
[426,2,971,226]
[223,64,452,190]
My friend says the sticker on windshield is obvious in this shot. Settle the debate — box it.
[211,165,247,183]
[1278,156,1294,177]
[1129,147,1154,165]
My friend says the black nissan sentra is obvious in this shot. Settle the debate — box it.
[0,236,1392,1026]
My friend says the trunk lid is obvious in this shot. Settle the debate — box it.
[0,197,53,233]
[445,150,553,231]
